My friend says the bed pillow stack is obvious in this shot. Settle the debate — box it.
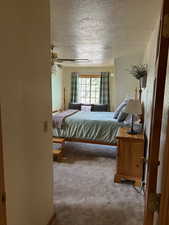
[69,103,81,110]
[113,98,129,118]
[92,104,108,112]
[113,98,131,122]
[117,109,129,122]
[69,103,109,112]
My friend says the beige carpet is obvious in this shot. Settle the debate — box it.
[53,142,144,225]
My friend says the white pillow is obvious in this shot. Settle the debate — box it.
[81,105,91,112]
[113,98,129,119]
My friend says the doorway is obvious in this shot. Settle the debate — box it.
[50,1,169,225]
[51,72,144,225]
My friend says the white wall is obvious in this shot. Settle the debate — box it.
[142,21,159,158]
[0,1,53,225]
[63,66,115,111]
[114,52,144,107]
[51,66,64,111]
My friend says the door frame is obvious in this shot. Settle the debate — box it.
[0,106,7,225]
[159,114,169,225]
[144,0,169,224]
[1,1,169,225]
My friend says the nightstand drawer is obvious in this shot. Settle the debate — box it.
[118,140,144,177]
[114,127,144,186]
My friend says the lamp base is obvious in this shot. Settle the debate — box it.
[127,129,139,135]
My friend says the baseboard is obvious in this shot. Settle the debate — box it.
[47,213,56,225]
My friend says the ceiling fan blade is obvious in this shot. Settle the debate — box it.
[51,46,89,62]
[60,58,88,61]
[57,59,76,62]
[55,58,89,62]
[72,59,89,61]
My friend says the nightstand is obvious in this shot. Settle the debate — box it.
[114,127,144,187]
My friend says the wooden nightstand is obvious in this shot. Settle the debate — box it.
[114,127,144,187]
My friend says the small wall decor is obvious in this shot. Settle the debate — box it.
[128,64,147,101]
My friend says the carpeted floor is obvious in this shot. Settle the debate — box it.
[53,142,144,225]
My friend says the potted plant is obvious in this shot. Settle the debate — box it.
[128,64,147,101]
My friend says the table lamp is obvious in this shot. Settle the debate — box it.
[124,99,142,134]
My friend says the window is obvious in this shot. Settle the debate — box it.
[78,75,100,104]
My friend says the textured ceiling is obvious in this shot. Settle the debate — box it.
[50,0,162,66]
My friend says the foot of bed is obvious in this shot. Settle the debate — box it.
[52,137,65,161]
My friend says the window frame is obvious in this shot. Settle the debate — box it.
[78,74,101,104]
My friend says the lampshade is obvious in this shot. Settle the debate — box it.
[124,99,142,114]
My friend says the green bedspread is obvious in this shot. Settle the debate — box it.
[53,111,127,144]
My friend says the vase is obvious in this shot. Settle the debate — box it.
[139,80,142,102]
[141,75,147,88]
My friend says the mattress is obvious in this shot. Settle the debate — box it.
[53,111,127,144]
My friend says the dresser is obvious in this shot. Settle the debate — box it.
[114,127,144,187]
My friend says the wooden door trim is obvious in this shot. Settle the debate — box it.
[159,114,169,225]
[144,0,169,224]
[47,212,56,225]
[0,106,7,225]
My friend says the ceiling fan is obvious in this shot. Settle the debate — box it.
[51,45,89,64]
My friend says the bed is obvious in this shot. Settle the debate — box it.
[53,110,129,145]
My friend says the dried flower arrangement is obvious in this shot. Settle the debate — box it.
[129,64,147,80]
[128,64,148,101]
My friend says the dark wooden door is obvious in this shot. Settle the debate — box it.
[144,0,169,224]
[157,25,169,225]
[0,106,7,225]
